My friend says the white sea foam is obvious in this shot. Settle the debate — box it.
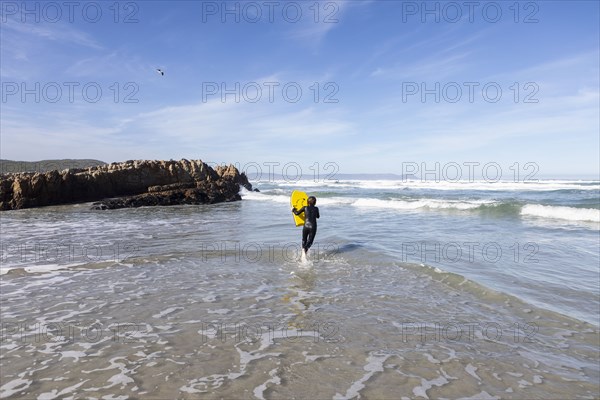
[306,197,353,206]
[0,378,33,398]
[59,350,87,362]
[253,368,282,400]
[267,179,599,192]
[352,198,493,210]
[207,308,231,315]
[333,353,391,400]
[152,307,183,319]
[81,357,136,391]
[458,391,500,400]
[412,375,451,399]
[243,187,600,224]
[0,263,84,275]
[240,190,289,203]
[37,379,90,400]
[242,190,495,211]
[521,204,600,222]
[465,363,481,381]
[181,327,320,394]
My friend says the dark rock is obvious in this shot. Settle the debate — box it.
[0,159,252,211]
[5,268,29,276]
[147,182,196,193]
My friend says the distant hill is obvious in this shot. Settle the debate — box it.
[0,159,107,174]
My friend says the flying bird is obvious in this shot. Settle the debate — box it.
[156,68,165,76]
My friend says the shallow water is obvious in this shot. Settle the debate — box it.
[1,179,599,399]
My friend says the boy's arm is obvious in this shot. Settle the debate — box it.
[292,206,306,215]
[316,207,320,218]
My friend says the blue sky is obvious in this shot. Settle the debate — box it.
[1,0,599,178]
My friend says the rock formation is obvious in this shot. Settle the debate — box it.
[0,159,252,211]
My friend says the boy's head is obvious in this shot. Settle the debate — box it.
[307,196,317,206]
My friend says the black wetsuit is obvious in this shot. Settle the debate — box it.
[293,205,320,252]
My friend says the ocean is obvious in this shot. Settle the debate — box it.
[1,178,599,399]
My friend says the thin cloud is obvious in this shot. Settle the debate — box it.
[371,51,471,80]
[1,19,102,49]
[287,0,349,43]
[0,18,103,80]
[65,51,151,79]
[124,96,353,145]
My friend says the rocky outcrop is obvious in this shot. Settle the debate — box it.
[0,159,252,211]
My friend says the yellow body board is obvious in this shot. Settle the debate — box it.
[290,190,308,227]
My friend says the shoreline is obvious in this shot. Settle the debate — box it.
[1,249,598,399]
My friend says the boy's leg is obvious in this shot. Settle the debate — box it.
[305,226,317,251]
[302,227,309,251]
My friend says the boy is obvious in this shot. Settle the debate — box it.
[292,196,320,257]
